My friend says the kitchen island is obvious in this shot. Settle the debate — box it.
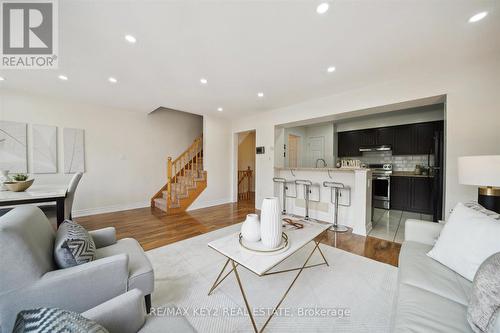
[274,167,373,236]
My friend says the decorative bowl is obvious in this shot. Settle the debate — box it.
[4,179,34,192]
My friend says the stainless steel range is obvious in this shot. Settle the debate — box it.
[370,163,392,210]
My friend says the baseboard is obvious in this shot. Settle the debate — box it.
[187,197,233,211]
[73,198,234,218]
[73,201,150,218]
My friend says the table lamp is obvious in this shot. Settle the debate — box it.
[458,155,500,213]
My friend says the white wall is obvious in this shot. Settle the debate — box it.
[335,104,444,132]
[0,89,209,216]
[231,59,500,218]
[188,114,232,210]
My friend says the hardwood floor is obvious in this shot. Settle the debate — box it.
[76,200,401,267]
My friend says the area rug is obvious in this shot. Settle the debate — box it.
[146,223,398,332]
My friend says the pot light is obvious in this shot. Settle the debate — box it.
[108,77,117,83]
[0,77,4,81]
[316,3,329,14]
[200,78,208,85]
[327,66,336,73]
[125,34,137,43]
[257,92,264,98]
[217,107,223,112]
[469,11,488,23]
[58,75,68,81]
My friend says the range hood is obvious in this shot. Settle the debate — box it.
[359,145,392,152]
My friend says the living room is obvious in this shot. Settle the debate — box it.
[1,1,500,332]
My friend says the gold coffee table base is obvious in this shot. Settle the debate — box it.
[207,230,329,333]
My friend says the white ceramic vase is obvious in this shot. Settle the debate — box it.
[241,214,261,242]
[260,197,283,249]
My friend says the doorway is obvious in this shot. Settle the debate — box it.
[237,130,256,205]
[288,134,300,168]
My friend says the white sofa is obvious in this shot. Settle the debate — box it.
[392,219,499,333]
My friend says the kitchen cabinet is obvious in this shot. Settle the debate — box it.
[337,121,442,157]
[412,122,436,155]
[393,126,413,155]
[390,176,433,214]
[390,176,410,210]
[338,131,362,157]
[375,127,394,146]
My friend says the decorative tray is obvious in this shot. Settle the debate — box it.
[238,232,289,255]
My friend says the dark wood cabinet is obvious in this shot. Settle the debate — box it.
[390,176,410,210]
[410,177,433,213]
[375,127,394,146]
[359,130,376,146]
[390,176,433,214]
[412,122,436,155]
[338,121,442,157]
[393,125,413,155]
[338,131,362,157]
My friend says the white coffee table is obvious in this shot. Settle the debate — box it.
[207,220,332,333]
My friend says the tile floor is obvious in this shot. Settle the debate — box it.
[369,208,433,243]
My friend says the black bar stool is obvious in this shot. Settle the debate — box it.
[323,181,349,233]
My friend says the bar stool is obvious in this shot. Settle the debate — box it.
[273,177,289,215]
[295,179,316,222]
[323,181,349,233]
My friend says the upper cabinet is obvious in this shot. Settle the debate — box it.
[338,121,441,157]
[393,125,413,155]
[338,131,362,157]
[374,127,395,146]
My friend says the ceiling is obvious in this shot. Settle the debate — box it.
[1,0,499,118]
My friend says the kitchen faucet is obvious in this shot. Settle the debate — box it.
[316,158,327,168]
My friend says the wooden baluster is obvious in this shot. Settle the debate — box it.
[247,167,251,200]
[167,157,172,206]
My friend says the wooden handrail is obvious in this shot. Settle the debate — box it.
[166,135,203,206]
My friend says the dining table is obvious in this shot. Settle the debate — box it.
[0,185,67,227]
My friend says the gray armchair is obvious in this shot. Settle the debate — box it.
[0,206,154,333]
[82,289,195,333]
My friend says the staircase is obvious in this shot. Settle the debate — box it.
[151,136,207,214]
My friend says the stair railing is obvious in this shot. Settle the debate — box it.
[238,166,253,200]
[167,135,203,207]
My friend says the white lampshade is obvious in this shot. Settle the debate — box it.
[458,155,500,187]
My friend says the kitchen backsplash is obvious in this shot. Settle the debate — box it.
[350,151,435,172]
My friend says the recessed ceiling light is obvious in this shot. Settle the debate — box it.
[316,3,329,14]
[0,77,4,81]
[257,92,264,98]
[217,107,223,112]
[108,77,117,83]
[58,75,68,81]
[200,78,208,85]
[327,66,336,73]
[125,34,137,43]
[469,11,488,23]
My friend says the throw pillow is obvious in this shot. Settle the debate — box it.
[467,252,500,333]
[427,203,500,281]
[13,308,109,333]
[54,220,96,269]
[464,201,500,220]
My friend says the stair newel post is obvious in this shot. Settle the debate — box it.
[247,166,251,200]
[167,157,172,207]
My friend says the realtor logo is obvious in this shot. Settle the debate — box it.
[1,0,58,69]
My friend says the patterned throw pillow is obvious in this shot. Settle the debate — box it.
[13,308,108,333]
[464,201,500,220]
[467,252,500,333]
[54,220,96,269]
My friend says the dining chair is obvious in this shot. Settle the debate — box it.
[65,172,83,220]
